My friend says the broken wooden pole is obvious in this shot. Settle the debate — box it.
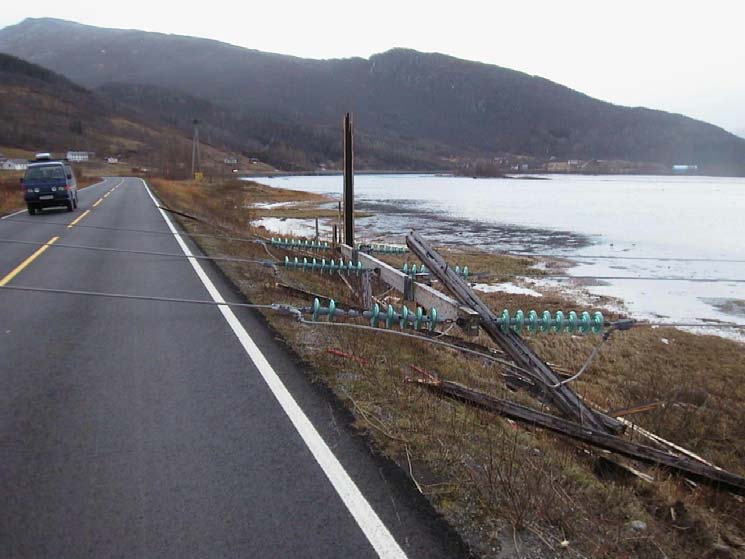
[405,230,623,434]
[415,378,745,496]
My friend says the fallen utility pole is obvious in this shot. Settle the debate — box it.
[406,230,623,434]
[412,377,745,496]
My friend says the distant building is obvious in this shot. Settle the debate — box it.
[672,164,698,173]
[107,157,119,164]
[547,160,584,173]
[1,159,28,171]
[224,156,238,165]
[66,151,95,162]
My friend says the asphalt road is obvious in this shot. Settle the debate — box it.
[0,178,470,559]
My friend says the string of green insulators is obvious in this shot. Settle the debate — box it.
[357,243,408,254]
[271,237,331,250]
[284,256,363,275]
[498,309,605,334]
[308,298,443,331]
[402,263,470,279]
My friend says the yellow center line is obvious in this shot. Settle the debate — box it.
[0,237,60,286]
[92,198,103,208]
[67,209,91,229]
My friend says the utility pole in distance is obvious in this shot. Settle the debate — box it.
[343,113,354,247]
[191,119,202,180]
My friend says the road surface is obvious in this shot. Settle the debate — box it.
[0,178,470,558]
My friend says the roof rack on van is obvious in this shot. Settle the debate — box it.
[28,154,70,164]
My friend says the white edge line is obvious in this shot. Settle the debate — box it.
[140,178,408,559]
[0,177,116,220]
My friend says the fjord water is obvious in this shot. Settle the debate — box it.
[257,174,745,335]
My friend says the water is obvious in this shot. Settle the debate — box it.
[254,174,745,337]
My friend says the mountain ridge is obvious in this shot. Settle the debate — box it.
[2,17,744,174]
[0,51,235,175]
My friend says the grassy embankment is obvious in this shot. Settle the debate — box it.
[151,177,745,559]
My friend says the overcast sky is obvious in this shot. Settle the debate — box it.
[2,0,744,135]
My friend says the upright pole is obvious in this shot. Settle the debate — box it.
[343,113,354,247]
[191,119,201,180]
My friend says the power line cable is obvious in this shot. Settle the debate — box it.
[0,238,276,267]
[510,274,745,283]
[509,251,745,264]
[1,217,266,245]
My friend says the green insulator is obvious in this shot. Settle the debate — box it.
[311,258,318,272]
[302,257,308,271]
[402,263,409,275]
[455,265,460,276]
[541,310,552,332]
[312,298,321,321]
[553,311,565,332]
[328,299,337,322]
[329,259,336,273]
[414,307,423,330]
[356,262,363,275]
[527,310,539,333]
[320,258,327,272]
[463,266,469,279]
[421,265,428,275]
[429,308,438,332]
[568,311,579,333]
[579,311,591,334]
[293,256,299,269]
[284,255,290,267]
[400,306,410,329]
[592,312,604,334]
[370,303,380,327]
[386,305,396,329]
[514,310,525,333]
[500,309,510,333]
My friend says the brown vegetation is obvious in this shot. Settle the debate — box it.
[151,177,745,559]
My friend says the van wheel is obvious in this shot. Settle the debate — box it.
[66,200,74,212]
[73,195,78,209]
[27,205,36,215]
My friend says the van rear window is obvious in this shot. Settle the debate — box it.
[25,165,66,181]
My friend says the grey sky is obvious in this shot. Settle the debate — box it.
[2,0,744,135]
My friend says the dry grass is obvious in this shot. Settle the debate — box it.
[0,172,24,215]
[152,176,745,559]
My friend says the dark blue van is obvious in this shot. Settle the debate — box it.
[22,155,78,215]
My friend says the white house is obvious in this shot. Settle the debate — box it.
[67,151,95,162]
[1,159,28,171]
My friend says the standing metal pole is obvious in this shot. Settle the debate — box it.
[343,113,354,247]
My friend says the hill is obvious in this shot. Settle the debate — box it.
[0,52,239,176]
[2,18,745,174]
